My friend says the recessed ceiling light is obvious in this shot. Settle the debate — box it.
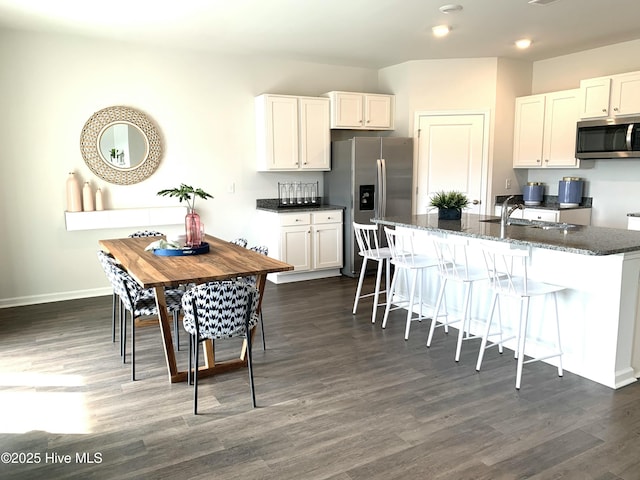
[439,4,463,14]
[515,39,532,49]
[432,25,451,37]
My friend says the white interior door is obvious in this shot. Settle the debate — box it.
[416,113,487,214]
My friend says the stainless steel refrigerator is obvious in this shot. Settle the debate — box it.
[324,136,413,277]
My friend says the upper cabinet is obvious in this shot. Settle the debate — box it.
[325,91,395,130]
[513,89,581,169]
[579,71,640,119]
[256,94,330,171]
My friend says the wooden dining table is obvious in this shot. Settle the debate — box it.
[98,234,293,383]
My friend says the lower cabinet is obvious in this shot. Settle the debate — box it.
[257,209,343,283]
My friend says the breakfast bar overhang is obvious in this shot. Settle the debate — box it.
[374,213,640,389]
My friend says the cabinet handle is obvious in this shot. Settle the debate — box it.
[536,159,541,163]
[544,159,549,163]
[602,108,607,113]
[614,107,619,112]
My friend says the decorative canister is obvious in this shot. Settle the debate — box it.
[522,182,544,206]
[558,177,584,207]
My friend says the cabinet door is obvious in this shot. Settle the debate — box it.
[543,89,580,168]
[579,77,611,119]
[258,95,299,170]
[332,92,364,128]
[365,94,393,129]
[280,225,311,272]
[513,95,545,167]
[610,72,640,117]
[312,223,343,270]
[299,97,330,170]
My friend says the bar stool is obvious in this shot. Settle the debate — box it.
[476,243,565,390]
[352,222,392,323]
[427,234,491,361]
[381,226,438,340]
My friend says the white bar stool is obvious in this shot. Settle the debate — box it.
[352,222,392,323]
[427,234,492,361]
[476,243,565,390]
[381,226,438,340]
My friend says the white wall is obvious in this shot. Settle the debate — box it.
[528,39,640,229]
[0,28,379,306]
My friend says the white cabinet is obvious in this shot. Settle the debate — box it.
[495,206,591,225]
[628,215,640,231]
[325,91,394,130]
[580,71,640,119]
[257,209,343,283]
[255,94,330,171]
[513,89,580,169]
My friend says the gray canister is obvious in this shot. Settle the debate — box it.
[522,182,544,205]
[558,177,583,206]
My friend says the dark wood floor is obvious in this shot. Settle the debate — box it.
[1,275,640,479]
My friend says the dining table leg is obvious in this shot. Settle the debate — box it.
[153,286,180,382]
[240,273,267,360]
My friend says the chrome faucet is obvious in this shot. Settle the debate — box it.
[500,195,524,237]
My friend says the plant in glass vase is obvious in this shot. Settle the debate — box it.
[429,190,469,220]
[157,184,213,247]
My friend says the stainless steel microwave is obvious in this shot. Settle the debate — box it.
[576,117,640,159]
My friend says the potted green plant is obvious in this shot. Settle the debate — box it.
[429,190,469,220]
[157,184,214,247]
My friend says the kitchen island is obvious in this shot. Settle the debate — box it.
[374,213,640,389]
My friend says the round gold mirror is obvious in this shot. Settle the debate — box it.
[80,106,162,185]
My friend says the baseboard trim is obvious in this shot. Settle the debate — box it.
[0,287,112,309]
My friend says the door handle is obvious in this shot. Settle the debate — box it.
[472,199,481,205]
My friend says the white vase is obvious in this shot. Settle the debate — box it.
[95,188,104,211]
[82,182,95,212]
[66,172,82,212]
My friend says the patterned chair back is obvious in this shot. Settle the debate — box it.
[107,262,143,312]
[181,281,260,340]
[128,230,164,238]
[230,237,248,248]
[249,245,269,256]
[97,250,122,285]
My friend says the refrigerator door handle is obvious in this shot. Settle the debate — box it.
[375,159,382,218]
[380,158,387,217]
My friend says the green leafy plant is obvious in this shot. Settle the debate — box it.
[157,183,214,211]
[429,190,470,210]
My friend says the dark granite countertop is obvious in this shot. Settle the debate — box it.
[374,213,640,256]
[256,198,345,213]
[496,195,592,210]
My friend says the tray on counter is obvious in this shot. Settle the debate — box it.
[153,242,210,256]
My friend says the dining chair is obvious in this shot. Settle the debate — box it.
[352,222,392,324]
[181,280,260,414]
[427,234,491,361]
[106,262,184,381]
[96,250,122,346]
[476,242,565,389]
[381,226,438,340]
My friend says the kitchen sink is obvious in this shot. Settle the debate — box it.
[479,218,577,229]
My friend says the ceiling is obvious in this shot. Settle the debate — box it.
[1,0,640,69]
